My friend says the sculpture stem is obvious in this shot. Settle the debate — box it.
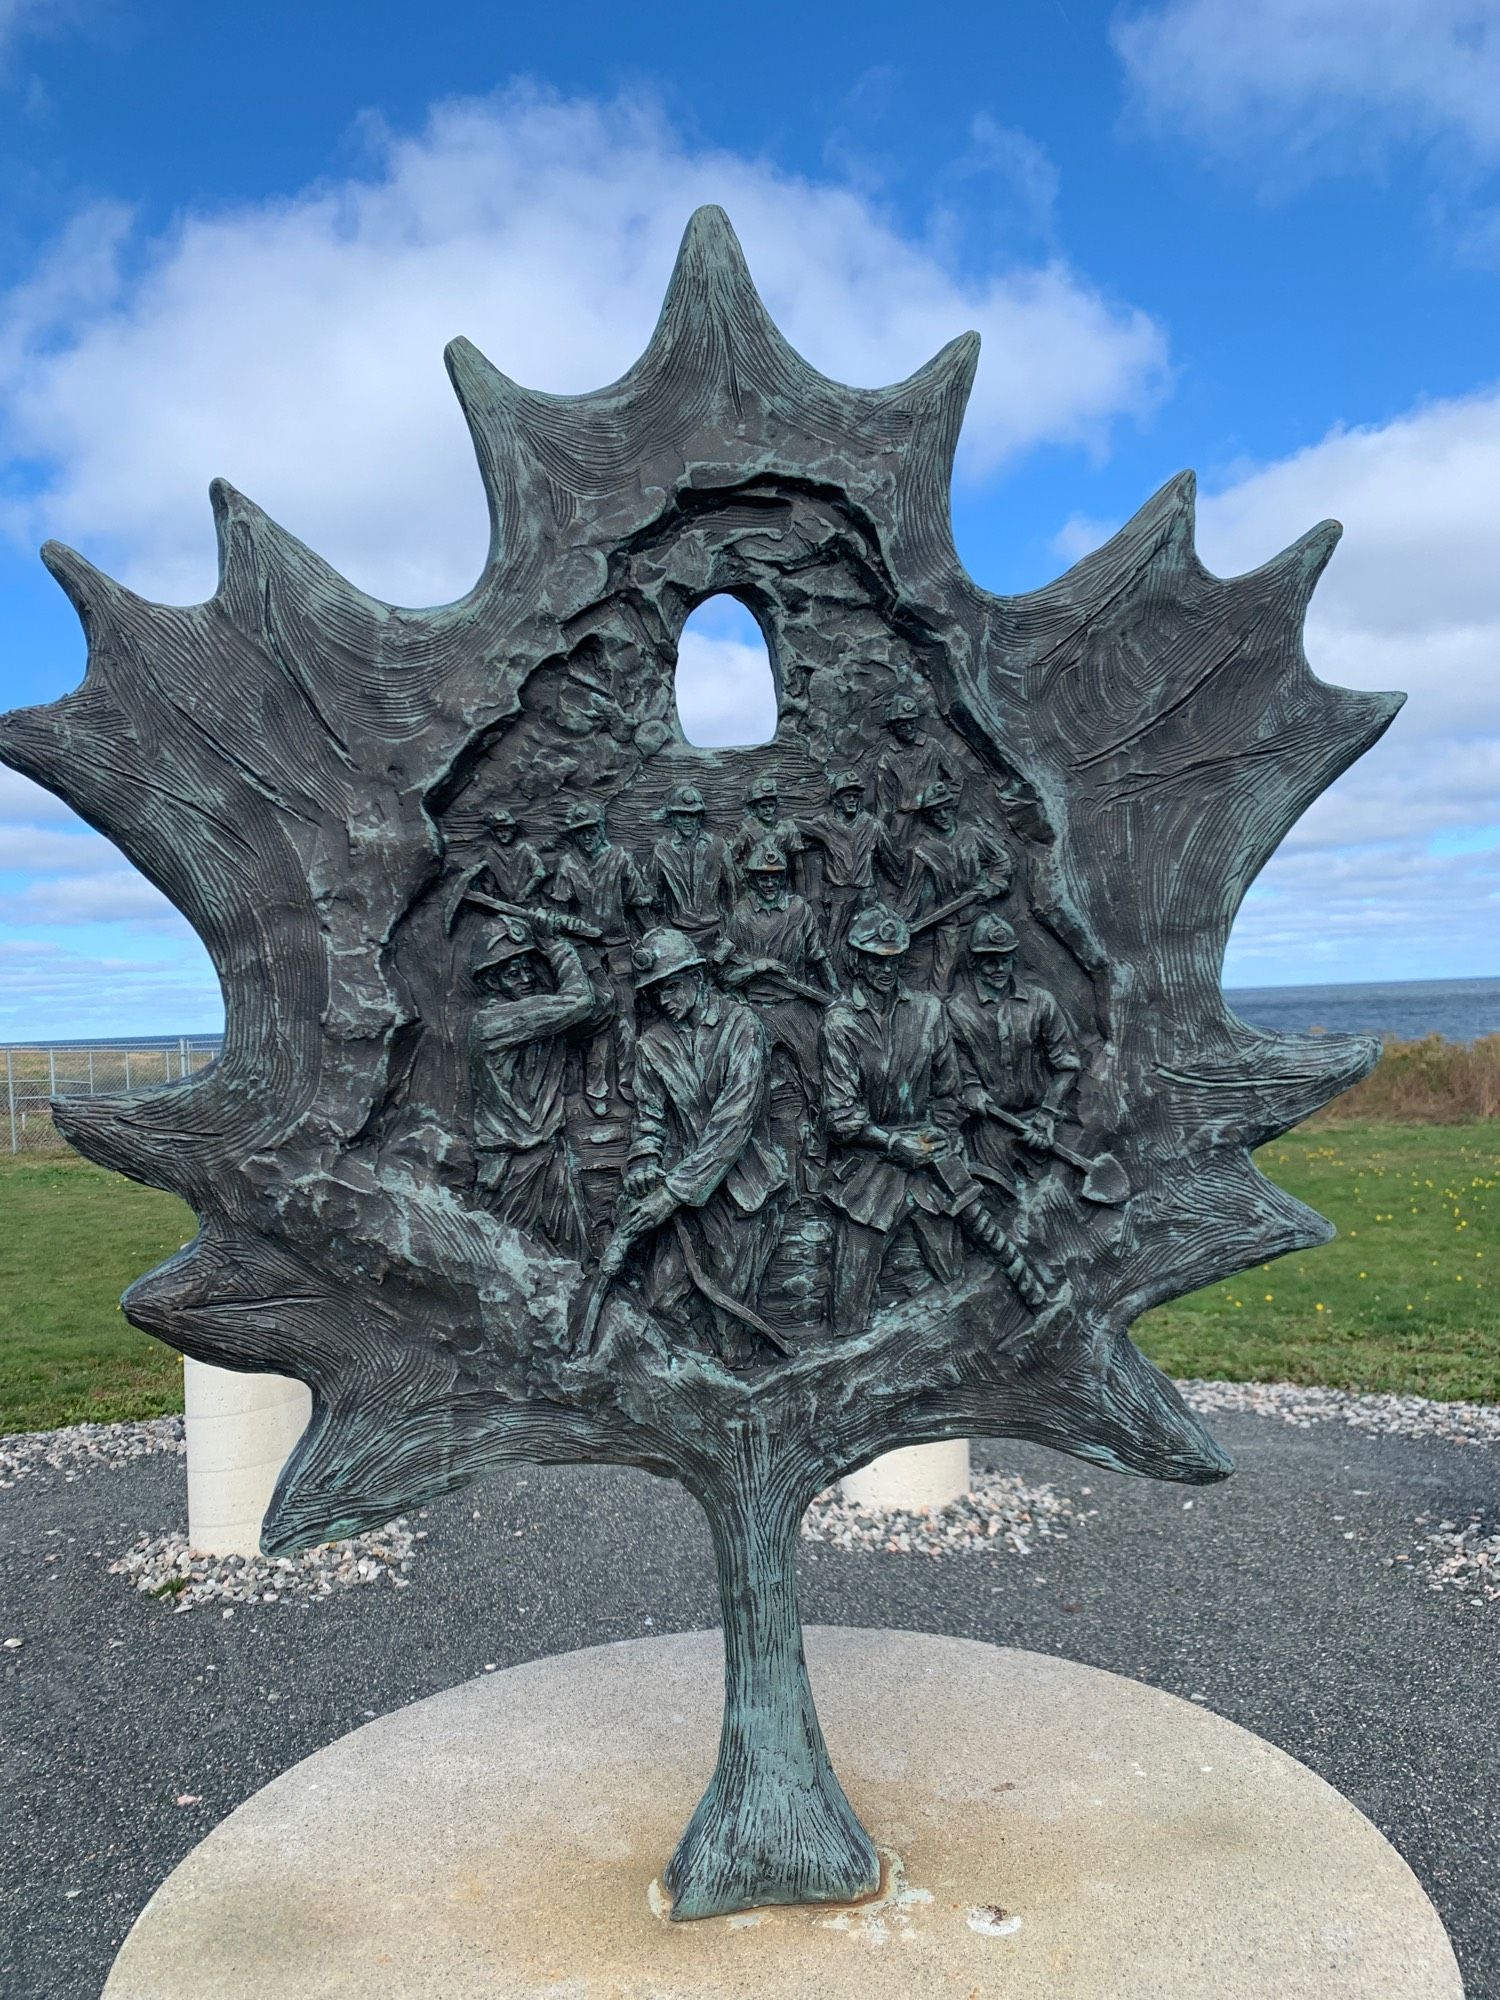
[665,1442,879,1920]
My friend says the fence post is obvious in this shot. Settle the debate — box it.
[5,1050,14,1154]
[123,1050,132,1089]
[87,1049,95,1092]
[48,1048,57,1097]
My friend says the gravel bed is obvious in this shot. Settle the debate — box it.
[1176,1378,1500,1446]
[1388,1514,1500,1607]
[108,1519,419,1611]
[0,1414,184,1489]
[802,1468,1087,1558]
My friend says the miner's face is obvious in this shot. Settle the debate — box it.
[836,788,862,818]
[752,868,784,903]
[927,803,956,836]
[569,822,602,855]
[654,969,701,1021]
[490,820,515,846]
[752,796,777,823]
[975,952,1015,992]
[890,716,918,744]
[670,809,702,839]
[494,954,539,998]
[861,952,902,994]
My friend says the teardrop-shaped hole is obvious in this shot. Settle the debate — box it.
[674,596,777,747]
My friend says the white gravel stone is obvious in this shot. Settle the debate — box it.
[1392,1515,1500,1606]
[802,1468,1087,1559]
[1176,1379,1500,1446]
[0,1414,185,1488]
[109,1520,417,1611]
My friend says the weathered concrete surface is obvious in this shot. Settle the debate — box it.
[103,1628,1462,2000]
[183,1359,310,1556]
[841,1439,971,1511]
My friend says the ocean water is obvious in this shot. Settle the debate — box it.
[1224,975,1500,1045]
[8,977,1500,1051]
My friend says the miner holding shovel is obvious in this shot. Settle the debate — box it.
[576,927,791,1365]
[949,913,1126,1209]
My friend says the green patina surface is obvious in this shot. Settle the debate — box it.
[8,1124,1492,1434]
[0,209,1400,1918]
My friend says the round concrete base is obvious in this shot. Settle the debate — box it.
[104,1628,1461,2000]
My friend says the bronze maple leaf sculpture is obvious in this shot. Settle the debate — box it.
[0,208,1400,1920]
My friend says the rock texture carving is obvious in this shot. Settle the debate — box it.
[0,207,1402,1920]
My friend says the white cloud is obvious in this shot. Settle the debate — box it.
[0,821,115,871]
[0,937,220,1040]
[1061,384,1500,979]
[0,773,178,926]
[0,766,78,826]
[1113,0,1500,179]
[0,0,68,63]
[0,868,180,925]
[0,88,1167,608]
[1228,836,1500,973]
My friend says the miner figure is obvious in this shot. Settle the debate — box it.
[949,913,1081,1204]
[646,783,738,940]
[547,796,652,1119]
[470,914,600,1259]
[478,805,547,904]
[719,838,838,1170]
[617,927,790,1365]
[900,778,1013,994]
[872,691,950,818]
[818,904,967,1335]
[800,768,883,955]
[730,773,805,883]
[443,805,549,934]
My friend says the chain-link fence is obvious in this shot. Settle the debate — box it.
[2,1040,221,1153]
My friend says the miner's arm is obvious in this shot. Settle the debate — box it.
[801,904,840,996]
[662,1016,766,1208]
[517,841,549,902]
[820,1011,920,1162]
[478,938,595,1053]
[1037,994,1083,1115]
[929,1006,964,1138]
[948,1003,991,1119]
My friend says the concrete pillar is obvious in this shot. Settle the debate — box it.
[184,1358,312,1556]
[840,1439,970,1512]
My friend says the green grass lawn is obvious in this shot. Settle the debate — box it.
[1135,1123,1498,1401]
[2,1122,1496,1434]
[0,1153,194,1432]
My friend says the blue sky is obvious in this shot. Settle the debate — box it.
[1,0,1498,1036]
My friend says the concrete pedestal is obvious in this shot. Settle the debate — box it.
[840,1439,970,1511]
[103,1628,1462,2000]
[183,1359,310,1556]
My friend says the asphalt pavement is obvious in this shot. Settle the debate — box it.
[2,1412,1495,1999]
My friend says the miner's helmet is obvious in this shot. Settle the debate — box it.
[882,692,922,724]
[847,903,911,957]
[632,926,706,988]
[484,806,517,831]
[916,778,958,813]
[560,798,605,832]
[970,913,1020,957]
[474,916,539,973]
[744,839,788,874]
[828,768,864,798]
[747,774,779,803]
[660,784,707,816]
